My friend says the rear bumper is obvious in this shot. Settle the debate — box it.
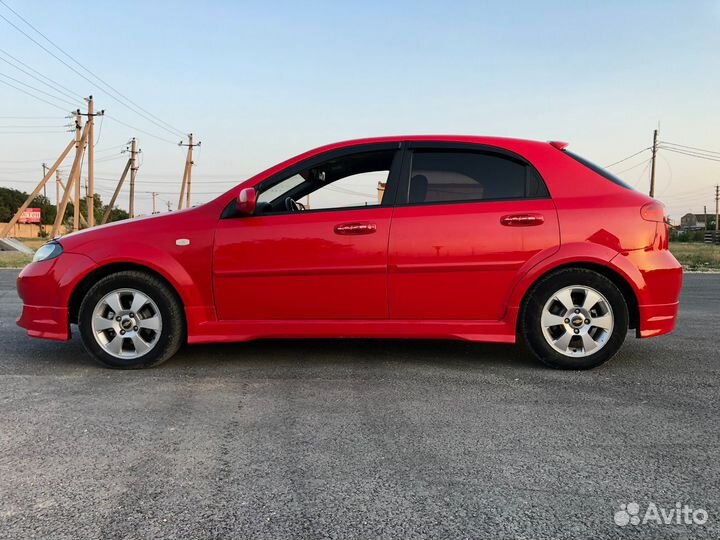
[611,248,683,339]
[637,301,679,338]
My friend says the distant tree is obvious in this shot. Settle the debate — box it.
[0,187,26,222]
[102,207,130,223]
[1,186,130,230]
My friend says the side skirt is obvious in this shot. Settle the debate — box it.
[187,319,517,345]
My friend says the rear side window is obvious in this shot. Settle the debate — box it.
[565,151,635,190]
[407,150,548,204]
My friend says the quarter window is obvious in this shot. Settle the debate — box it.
[407,150,548,204]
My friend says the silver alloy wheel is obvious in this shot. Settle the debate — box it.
[540,285,614,358]
[91,288,162,359]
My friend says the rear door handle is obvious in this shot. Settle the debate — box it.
[500,213,545,227]
[334,222,377,235]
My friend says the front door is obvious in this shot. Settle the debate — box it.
[213,144,401,321]
[388,144,560,321]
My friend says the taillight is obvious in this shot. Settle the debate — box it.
[640,202,666,223]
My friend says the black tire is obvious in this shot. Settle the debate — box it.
[520,268,628,370]
[78,270,185,369]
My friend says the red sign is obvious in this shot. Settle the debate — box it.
[19,208,41,224]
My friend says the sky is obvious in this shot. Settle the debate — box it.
[0,0,718,220]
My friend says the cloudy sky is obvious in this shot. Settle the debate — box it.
[0,0,718,220]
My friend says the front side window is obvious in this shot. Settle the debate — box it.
[257,174,304,205]
[407,150,548,205]
[255,149,396,214]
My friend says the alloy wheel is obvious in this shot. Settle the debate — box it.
[90,288,162,359]
[540,285,614,358]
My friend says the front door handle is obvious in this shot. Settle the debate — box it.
[500,213,545,227]
[334,222,377,235]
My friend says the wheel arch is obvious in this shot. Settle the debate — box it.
[517,261,640,332]
[68,262,186,325]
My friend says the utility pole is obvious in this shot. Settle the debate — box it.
[177,133,200,209]
[51,118,90,238]
[2,137,77,238]
[129,137,139,218]
[73,112,83,231]
[649,128,658,198]
[42,163,48,198]
[72,95,104,227]
[101,138,138,224]
[55,170,62,208]
[715,185,719,233]
[704,205,708,230]
[101,159,131,225]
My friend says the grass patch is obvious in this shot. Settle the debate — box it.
[670,242,720,271]
[0,237,40,268]
[17,237,46,250]
[0,252,33,269]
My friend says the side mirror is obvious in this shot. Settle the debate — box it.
[236,187,257,216]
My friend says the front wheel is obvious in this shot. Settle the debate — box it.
[521,268,629,370]
[78,271,185,369]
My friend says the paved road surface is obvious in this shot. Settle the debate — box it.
[1,269,718,539]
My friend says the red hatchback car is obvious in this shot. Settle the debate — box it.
[17,136,682,369]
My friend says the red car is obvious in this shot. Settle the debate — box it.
[16,136,682,370]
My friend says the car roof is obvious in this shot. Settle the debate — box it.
[301,135,557,158]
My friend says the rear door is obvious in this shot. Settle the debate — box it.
[388,143,560,321]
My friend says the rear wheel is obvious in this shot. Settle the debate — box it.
[521,268,628,369]
[78,271,184,369]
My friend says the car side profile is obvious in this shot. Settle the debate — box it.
[16,136,683,369]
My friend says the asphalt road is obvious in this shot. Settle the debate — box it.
[0,269,718,539]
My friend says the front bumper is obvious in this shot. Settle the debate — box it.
[16,252,97,342]
[17,304,70,341]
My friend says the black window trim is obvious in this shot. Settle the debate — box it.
[395,141,551,207]
[222,142,404,219]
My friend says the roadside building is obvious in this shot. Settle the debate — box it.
[679,212,709,231]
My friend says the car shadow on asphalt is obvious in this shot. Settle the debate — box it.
[167,338,541,371]
[8,327,645,374]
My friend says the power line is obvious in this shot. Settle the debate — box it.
[0,115,61,119]
[0,130,66,134]
[0,68,81,106]
[614,158,652,175]
[0,73,75,112]
[660,141,720,157]
[604,147,651,168]
[0,156,56,162]
[95,143,130,153]
[0,48,84,103]
[0,0,186,139]
[103,114,178,145]
[661,147,720,163]
[92,174,243,184]
[666,185,711,197]
[94,113,104,145]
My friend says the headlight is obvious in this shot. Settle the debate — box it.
[32,241,64,263]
